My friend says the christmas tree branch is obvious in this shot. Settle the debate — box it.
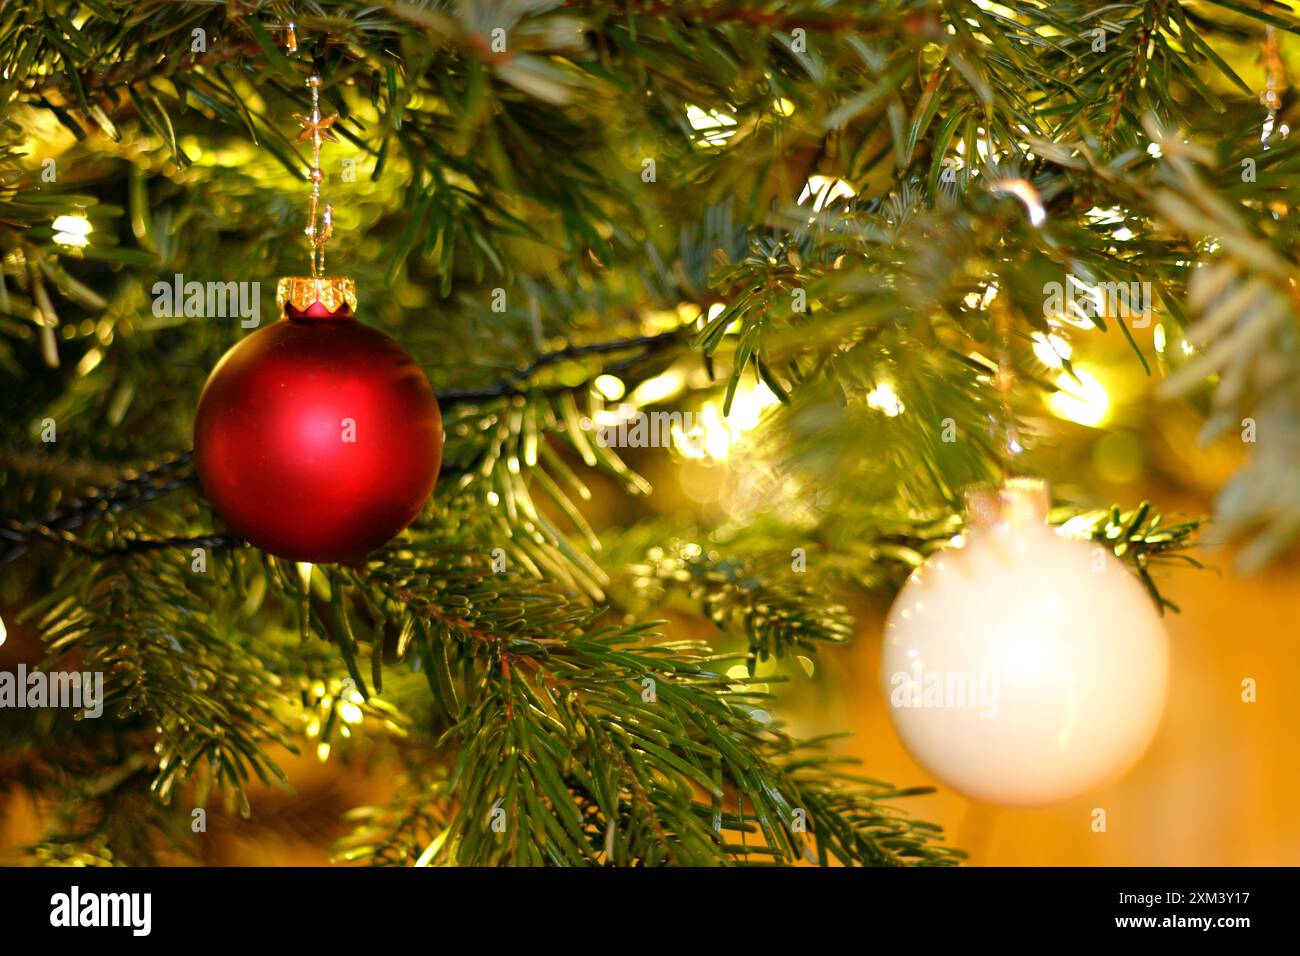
[326,542,963,866]
[1,326,688,563]
[0,0,1276,869]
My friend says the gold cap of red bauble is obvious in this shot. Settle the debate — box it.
[276,276,358,315]
[191,25,442,564]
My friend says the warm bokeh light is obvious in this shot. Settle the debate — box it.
[685,104,737,147]
[1031,330,1072,368]
[1047,366,1110,427]
[593,374,625,401]
[798,174,856,210]
[672,381,781,461]
[51,213,91,247]
[630,369,686,406]
[866,381,905,416]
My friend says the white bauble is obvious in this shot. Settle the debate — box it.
[881,480,1168,807]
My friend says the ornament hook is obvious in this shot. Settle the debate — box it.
[286,26,339,277]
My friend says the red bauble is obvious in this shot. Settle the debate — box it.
[193,277,442,563]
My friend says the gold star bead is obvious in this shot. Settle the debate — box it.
[293,113,339,144]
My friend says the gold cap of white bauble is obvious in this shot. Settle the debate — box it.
[881,478,1169,807]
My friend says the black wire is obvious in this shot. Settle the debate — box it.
[437,328,683,402]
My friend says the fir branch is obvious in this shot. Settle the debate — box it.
[327,541,961,866]
[627,539,852,670]
[31,550,300,817]
[1,327,685,563]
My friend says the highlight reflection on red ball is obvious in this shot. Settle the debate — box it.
[193,295,442,563]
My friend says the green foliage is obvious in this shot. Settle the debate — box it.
[628,539,853,669]
[1056,501,1204,614]
[1,0,1269,865]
